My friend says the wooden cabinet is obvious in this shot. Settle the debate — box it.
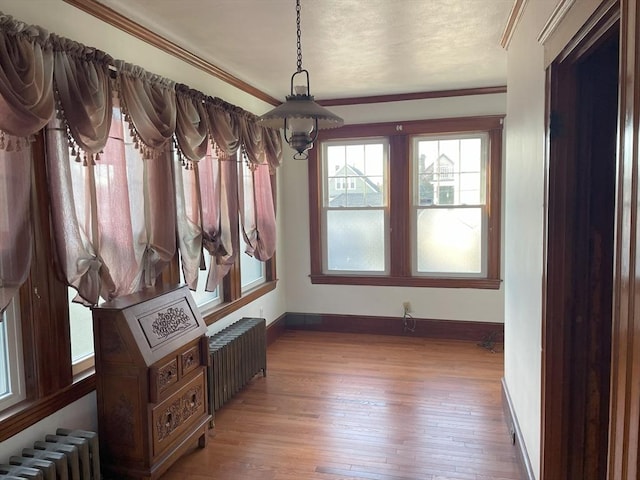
[92,284,211,480]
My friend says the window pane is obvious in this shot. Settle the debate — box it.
[0,298,25,410]
[0,313,9,398]
[68,288,94,364]
[326,209,386,272]
[416,136,485,206]
[415,207,483,274]
[186,253,221,310]
[325,141,386,208]
[240,234,265,290]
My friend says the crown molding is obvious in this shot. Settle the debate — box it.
[62,0,281,106]
[538,0,577,44]
[500,0,529,49]
[318,86,507,107]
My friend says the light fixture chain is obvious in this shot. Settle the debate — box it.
[296,0,302,72]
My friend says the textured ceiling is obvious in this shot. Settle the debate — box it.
[95,0,513,101]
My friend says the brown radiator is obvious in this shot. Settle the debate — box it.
[207,318,266,417]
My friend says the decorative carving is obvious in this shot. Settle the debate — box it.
[181,347,197,372]
[158,361,178,391]
[155,384,203,442]
[151,307,192,340]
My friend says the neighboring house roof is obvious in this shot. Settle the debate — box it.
[331,164,381,193]
[424,154,454,174]
[328,192,384,207]
[328,164,383,207]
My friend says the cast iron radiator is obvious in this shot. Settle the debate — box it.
[207,317,266,416]
[0,428,100,480]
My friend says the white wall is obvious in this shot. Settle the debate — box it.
[0,0,287,459]
[0,393,98,461]
[282,94,507,323]
[503,4,550,477]
[503,1,603,478]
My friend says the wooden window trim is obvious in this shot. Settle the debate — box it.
[1,136,279,440]
[308,115,503,289]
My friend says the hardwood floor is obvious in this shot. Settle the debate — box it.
[161,330,520,480]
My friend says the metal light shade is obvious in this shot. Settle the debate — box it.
[258,94,344,131]
[259,70,343,159]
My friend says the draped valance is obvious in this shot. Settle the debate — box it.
[0,12,282,165]
[0,14,54,139]
[0,11,282,312]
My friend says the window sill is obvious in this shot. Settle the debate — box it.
[309,274,501,289]
[0,371,96,442]
[201,279,278,325]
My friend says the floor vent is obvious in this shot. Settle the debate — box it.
[1,429,99,480]
[208,317,267,417]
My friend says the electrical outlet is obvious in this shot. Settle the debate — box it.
[402,301,411,314]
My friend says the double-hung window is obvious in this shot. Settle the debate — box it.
[309,116,503,289]
[322,139,388,274]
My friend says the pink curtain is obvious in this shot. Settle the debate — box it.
[52,35,113,162]
[174,147,203,290]
[46,102,144,305]
[206,99,242,157]
[262,126,283,172]
[116,61,177,287]
[206,154,238,290]
[0,15,53,137]
[175,85,208,164]
[0,12,283,310]
[239,161,276,262]
[174,86,209,290]
[0,14,54,312]
[116,60,176,156]
[0,145,32,312]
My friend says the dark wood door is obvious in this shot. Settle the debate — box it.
[542,4,619,479]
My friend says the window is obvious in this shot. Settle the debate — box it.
[309,116,502,289]
[413,135,486,276]
[0,299,25,411]
[322,140,388,273]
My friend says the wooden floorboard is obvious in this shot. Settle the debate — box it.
[161,330,520,480]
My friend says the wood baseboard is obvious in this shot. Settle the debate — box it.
[501,378,535,480]
[266,314,287,346]
[283,312,503,344]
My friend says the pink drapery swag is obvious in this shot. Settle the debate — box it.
[0,11,283,310]
[116,62,177,287]
[0,15,54,313]
[239,117,277,261]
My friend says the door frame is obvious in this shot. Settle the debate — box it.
[541,1,620,478]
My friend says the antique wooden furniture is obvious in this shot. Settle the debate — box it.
[92,284,211,480]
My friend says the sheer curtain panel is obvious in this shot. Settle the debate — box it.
[0,14,54,312]
[0,11,283,311]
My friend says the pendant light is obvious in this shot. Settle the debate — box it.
[258,0,343,160]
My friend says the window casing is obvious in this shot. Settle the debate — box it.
[309,116,503,289]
